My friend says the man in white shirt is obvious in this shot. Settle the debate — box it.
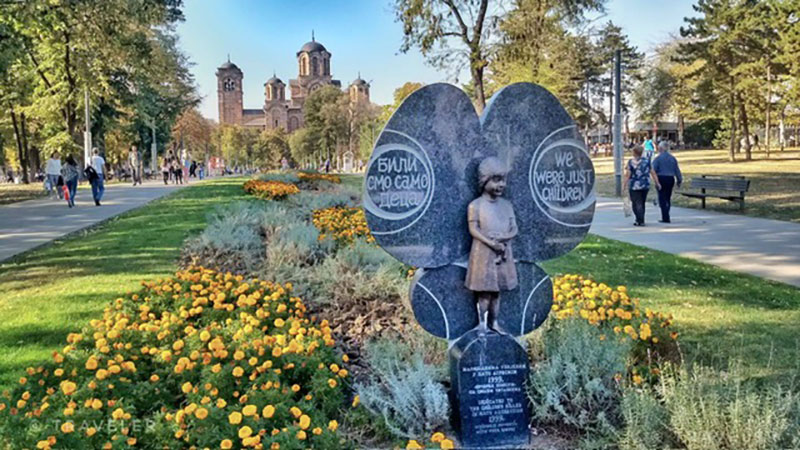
[45,151,62,199]
[90,148,106,206]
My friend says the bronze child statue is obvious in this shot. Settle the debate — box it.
[465,157,518,332]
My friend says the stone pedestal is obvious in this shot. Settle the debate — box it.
[449,329,530,448]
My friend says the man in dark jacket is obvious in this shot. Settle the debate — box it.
[652,141,683,223]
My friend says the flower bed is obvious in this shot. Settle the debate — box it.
[244,179,300,200]
[551,274,678,383]
[312,207,374,246]
[0,267,348,449]
[298,172,341,184]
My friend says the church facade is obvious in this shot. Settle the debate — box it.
[216,36,370,132]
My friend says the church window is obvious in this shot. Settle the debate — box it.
[311,57,318,76]
[223,78,236,91]
[324,58,330,75]
[289,117,299,132]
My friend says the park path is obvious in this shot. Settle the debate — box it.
[590,196,800,288]
[0,179,189,262]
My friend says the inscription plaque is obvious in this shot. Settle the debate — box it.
[450,329,530,448]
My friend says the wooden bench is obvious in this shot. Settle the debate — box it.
[679,175,750,210]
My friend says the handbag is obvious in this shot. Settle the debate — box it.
[62,185,70,204]
[84,165,98,181]
[622,192,633,218]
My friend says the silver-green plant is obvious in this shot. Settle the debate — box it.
[658,363,799,450]
[618,387,674,450]
[181,201,268,274]
[528,319,630,444]
[355,339,450,439]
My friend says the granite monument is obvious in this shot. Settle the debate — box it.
[363,82,595,448]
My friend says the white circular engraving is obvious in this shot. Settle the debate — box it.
[364,142,435,222]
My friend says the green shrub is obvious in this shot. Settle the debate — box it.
[619,388,674,450]
[289,191,357,216]
[259,172,301,184]
[308,239,405,307]
[181,202,267,274]
[659,363,799,450]
[528,319,630,445]
[354,339,449,440]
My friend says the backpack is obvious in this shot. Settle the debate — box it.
[84,165,98,181]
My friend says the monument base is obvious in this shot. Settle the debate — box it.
[449,328,530,449]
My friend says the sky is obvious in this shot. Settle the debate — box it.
[176,0,698,121]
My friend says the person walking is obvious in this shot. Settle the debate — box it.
[128,145,143,186]
[652,141,683,223]
[60,154,79,208]
[643,135,656,160]
[89,148,106,206]
[623,145,660,227]
[161,156,171,185]
[171,157,183,184]
[45,151,63,199]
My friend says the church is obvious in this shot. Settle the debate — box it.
[216,34,370,132]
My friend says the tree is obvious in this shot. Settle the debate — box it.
[172,108,215,162]
[289,128,316,168]
[303,86,347,165]
[633,65,675,140]
[393,0,501,111]
[255,128,290,169]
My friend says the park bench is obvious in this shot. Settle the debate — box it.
[679,175,750,210]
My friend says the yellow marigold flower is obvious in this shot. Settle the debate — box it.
[91,398,102,410]
[181,382,193,394]
[195,407,209,419]
[96,369,108,380]
[262,405,275,418]
[217,398,227,408]
[112,408,125,420]
[633,375,643,385]
[440,439,455,449]
[86,427,97,436]
[242,404,257,416]
[407,440,423,449]
[150,374,159,382]
[327,378,337,388]
[85,358,98,371]
[220,439,233,449]
[61,421,74,433]
[232,366,244,377]
[234,350,245,360]
[431,432,445,443]
[299,414,311,429]
[290,406,302,418]
[200,330,211,341]
[296,430,307,440]
[228,411,242,425]
[60,380,77,396]
[238,425,253,439]
[328,420,338,431]
[274,318,285,328]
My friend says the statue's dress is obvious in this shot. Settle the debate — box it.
[465,196,518,292]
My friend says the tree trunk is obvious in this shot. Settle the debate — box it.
[728,77,736,162]
[779,105,786,151]
[678,114,685,149]
[652,122,658,145]
[765,64,771,158]
[738,93,751,161]
[9,107,29,183]
[471,64,486,113]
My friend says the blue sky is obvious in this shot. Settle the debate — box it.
[176,0,697,120]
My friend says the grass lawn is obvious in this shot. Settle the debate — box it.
[0,174,797,393]
[0,177,249,390]
[592,148,800,223]
[544,235,800,380]
[0,183,46,205]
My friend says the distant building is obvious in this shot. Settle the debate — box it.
[216,34,370,132]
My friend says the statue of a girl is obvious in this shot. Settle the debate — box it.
[465,157,518,332]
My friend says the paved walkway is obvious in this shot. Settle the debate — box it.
[0,180,188,262]
[590,196,800,288]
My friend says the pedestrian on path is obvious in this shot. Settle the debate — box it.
[171,158,183,184]
[161,156,171,185]
[652,141,683,223]
[60,155,79,208]
[624,145,660,226]
[128,145,143,186]
[89,148,106,206]
[45,152,63,199]
[643,135,656,160]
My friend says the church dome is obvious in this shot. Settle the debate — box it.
[299,40,327,54]
[266,75,283,85]
[351,77,368,86]
[218,60,241,71]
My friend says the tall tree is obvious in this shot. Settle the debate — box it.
[393,0,501,111]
